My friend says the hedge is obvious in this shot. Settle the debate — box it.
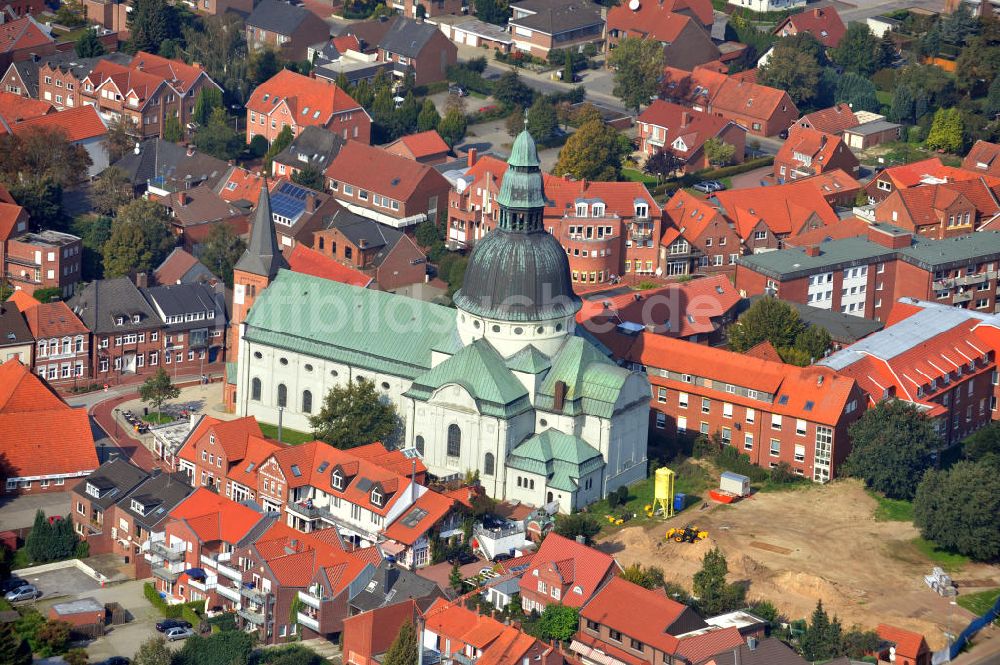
[143,582,203,620]
[446,64,494,96]
[700,155,774,180]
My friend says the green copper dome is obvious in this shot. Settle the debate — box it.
[454,129,580,323]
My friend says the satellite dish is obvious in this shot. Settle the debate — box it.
[629,0,640,9]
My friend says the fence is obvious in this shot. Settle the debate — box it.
[932,593,1000,664]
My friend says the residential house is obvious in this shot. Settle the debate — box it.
[348,558,443,616]
[69,277,164,383]
[264,179,342,249]
[0,89,51,122]
[0,16,54,72]
[112,139,230,196]
[819,299,1000,447]
[33,52,131,110]
[692,638,811,665]
[160,185,249,251]
[385,130,450,165]
[143,281,228,368]
[576,274,743,350]
[245,0,331,62]
[341,600,422,665]
[627,332,863,480]
[81,52,222,139]
[661,65,800,137]
[794,103,860,135]
[192,0,251,19]
[325,140,451,229]
[874,624,931,665]
[963,140,1000,178]
[872,178,1000,239]
[174,415,275,495]
[312,208,428,291]
[0,191,30,289]
[377,16,457,86]
[636,100,746,171]
[396,0,465,18]
[508,0,606,58]
[295,544,382,641]
[773,7,847,48]
[734,225,1000,322]
[215,165,266,206]
[69,458,148,552]
[0,360,98,494]
[863,157,981,204]
[380,490,459,570]
[272,126,345,180]
[519,532,618,613]
[793,169,863,208]
[607,0,720,72]
[154,247,222,286]
[245,69,370,145]
[285,242,373,288]
[17,298,91,388]
[0,301,32,364]
[773,126,860,183]
[5,230,83,298]
[8,105,109,176]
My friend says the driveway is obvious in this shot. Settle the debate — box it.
[13,564,101,603]
[0,491,74,530]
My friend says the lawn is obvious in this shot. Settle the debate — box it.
[912,537,970,572]
[588,459,712,531]
[143,412,176,426]
[869,491,915,522]
[622,168,658,185]
[875,90,893,106]
[956,588,1000,618]
[258,422,313,445]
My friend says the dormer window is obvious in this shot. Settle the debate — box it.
[575,203,588,217]
[331,470,344,490]
[116,317,124,326]
[85,483,101,498]
[370,488,383,507]
[130,499,145,515]
[209,435,215,445]
[635,203,648,218]
[592,203,605,217]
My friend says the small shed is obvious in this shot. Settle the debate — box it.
[49,597,105,628]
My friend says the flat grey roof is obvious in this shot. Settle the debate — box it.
[847,119,902,135]
[53,598,103,615]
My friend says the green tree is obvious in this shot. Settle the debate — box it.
[132,637,173,665]
[844,400,938,500]
[182,14,252,106]
[72,214,113,280]
[985,76,1000,118]
[955,34,1000,95]
[727,297,805,353]
[292,165,326,192]
[493,71,534,109]
[126,0,179,54]
[925,107,964,153]
[836,73,880,113]
[914,461,1000,560]
[474,0,509,24]
[415,220,442,248]
[553,118,631,181]
[0,621,31,665]
[104,116,135,164]
[552,513,601,544]
[102,198,174,277]
[8,178,66,230]
[643,149,682,182]
[0,126,92,189]
[831,23,883,76]
[25,510,53,563]
[794,325,832,363]
[310,378,400,448]
[961,422,1000,469]
[194,108,242,161]
[249,49,282,86]
[64,648,89,665]
[692,548,745,616]
[449,562,464,592]
[940,4,979,44]
[438,108,468,148]
[139,368,180,419]
[34,620,71,657]
[163,115,184,143]
[263,125,294,174]
[193,86,224,126]
[506,105,525,137]
[177,630,254,665]
[620,563,666,590]
[417,99,441,132]
[562,49,574,83]
[758,44,821,106]
[535,604,579,642]
[890,84,917,124]
[383,620,418,665]
[198,223,245,287]
[75,29,106,58]
[608,37,665,113]
[249,134,269,158]
[526,98,558,145]
[91,166,134,216]
[703,137,736,167]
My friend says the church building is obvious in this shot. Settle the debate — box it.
[228,128,650,512]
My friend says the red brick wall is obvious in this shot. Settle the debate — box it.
[6,236,82,296]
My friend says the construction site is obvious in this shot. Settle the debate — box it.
[596,479,1000,650]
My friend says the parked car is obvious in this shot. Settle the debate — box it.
[693,180,724,194]
[165,627,194,641]
[492,552,513,563]
[1,577,28,593]
[5,585,40,602]
[102,657,131,665]
[156,618,192,633]
[448,85,468,97]
[447,550,477,565]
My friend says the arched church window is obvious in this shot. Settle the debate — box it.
[277,383,287,408]
[251,378,261,401]
[484,453,495,476]
[302,390,312,413]
[447,425,461,457]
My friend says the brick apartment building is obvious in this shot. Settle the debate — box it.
[24,52,129,109]
[81,52,222,139]
[5,230,82,298]
[246,70,370,145]
[736,225,1000,322]
[626,332,864,481]
[864,157,982,204]
[21,300,91,388]
[143,281,227,369]
[872,177,1000,239]
[508,0,606,58]
[660,189,745,277]
[70,458,149,551]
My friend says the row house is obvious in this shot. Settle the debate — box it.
[635,101,747,171]
[70,458,149,551]
[864,157,983,204]
[447,154,661,286]
[625,331,864,482]
[0,16,54,73]
[325,140,451,230]
[508,0,605,58]
[773,125,860,183]
[144,282,228,367]
[11,295,92,389]
[661,65,799,138]
[736,225,1000,322]
[519,533,619,614]
[245,69,371,145]
[872,177,1000,239]
[295,544,384,642]
[660,189,744,277]
[377,16,457,87]
[36,52,130,110]
[819,299,1000,448]
[5,230,82,298]
[81,52,222,139]
[793,169,863,208]
[174,415,279,494]
[607,0,720,72]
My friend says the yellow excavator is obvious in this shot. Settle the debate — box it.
[666,525,708,543]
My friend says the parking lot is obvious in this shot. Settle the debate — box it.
[0,490,74,530]
[12,564,101,603]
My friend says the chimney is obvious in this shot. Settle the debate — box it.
[467,147,478,168]
[410,458,418,503]
[681,111,692,127]
[359,238,368,249]
[306,193,318,213]
[814,8,822,16]
[804,245,820,257]
[135,272,148,288]
[189,413,198,431]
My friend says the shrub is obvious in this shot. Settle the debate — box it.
[616,485,629,505]
[607,490,620,509]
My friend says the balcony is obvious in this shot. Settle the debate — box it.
[188,575,217,592]
[297,590,322,610]
[152,564,182,582]
[151,542,185,561]
[286,501,379,543]
[200,552,232,568]
[954,292,974,303]
[217,562,242,581]
[240,585,269,604]
[296,611,320,632]
[238,608,265,625]
[216,584,241,603]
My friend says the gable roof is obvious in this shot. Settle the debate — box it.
[272,125,345,173]
[325,140,450,202]
[169,487,270,544]
[21,300,88,339]
[382,489,454,545]
[507,429,604,492]
[247,70,362,126]
[215,166,266,205]
[117,471,195,531]
[0,90,52,127]
[154,247,219,286]
[287,242,372,287]
[112,139,229,192]
[378,16,441,58]
[637,100,734,159]
[876,157,979,190]
[519,532,616,606]
[6,289,39,312]
[71,458,149,509]
[608,0,714,33]
[68,277,161,334]
[385,130,450,161]
[319,206,409,269]
[509,0,604,35]
[797,103,859,135]
[963,140,1000,177]
[711,179,839,238]
[246,0,326,35]
[776,125,856,176]
[176,415,263,466]
[0,16,51,55]
[662,66,797,123]
[774,7,847,48]
[876,624,928,659]
[580,577,691,653]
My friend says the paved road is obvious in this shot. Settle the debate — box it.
[830,0,945,23]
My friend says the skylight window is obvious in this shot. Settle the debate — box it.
[317,461,329,473]
[804,401,815,411]
[778,395,789,405]
[302,106,310,116]
[291,464,302,478]
[313,110,320,119]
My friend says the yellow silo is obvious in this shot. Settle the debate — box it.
[653,467,675,518]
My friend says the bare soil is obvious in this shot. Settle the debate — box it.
[596,480,1000,649]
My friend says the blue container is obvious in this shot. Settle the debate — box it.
[674,493,686,511]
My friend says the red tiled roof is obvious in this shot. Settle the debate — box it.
[607,0,713,32]
[797,103,859,135]
[712,179,839,238]
[6,289,39,312]
[350,442,427,476]
[84,52,214,113]
[324,140,449,201]
[579,577,685,654]
[795,169,863,201]
[177,415,264,466]
[154,248,201,286]
[0,361,98,480]
[21,301,87,339]
[0,202,27,240]
[663,188,726,241]
[169,487,265,544]
[227,434,286,488]
[663,66,797,123]
[776,125,854,174]
[784,217,870,247]
[774,7,847,48]
[876,624,928,659]
[215,166,265,204]
[744,339,783,362]
[627,332,857,424]
[343,599,420,663]
[675,627,745,662]
[0,16,52,55]
[519,533,617,608]
[247,70,363,127]
[637,101,734,159]
[386,130,450,160]
[9,105,107,142]
[287,243,372,288]
[963,140,1000,177]
[422,598,546,662]
[383,489,454,545]
[574,631,647,665]
[878,157,979,190]
[545,176,658,219]
[331,34,361,53]
[0,91,53,126]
